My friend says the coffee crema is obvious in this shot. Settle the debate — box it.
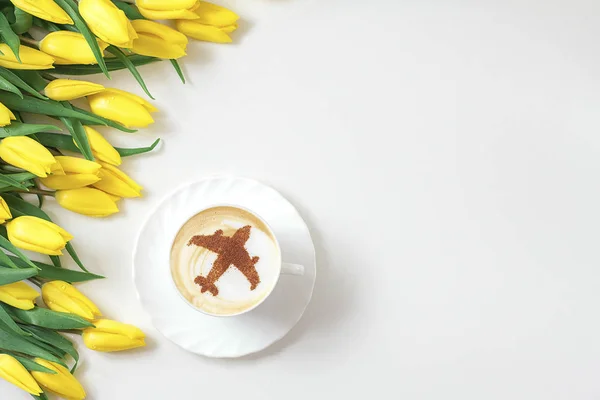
[170,206,280,315]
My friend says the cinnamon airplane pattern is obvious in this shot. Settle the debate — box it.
[187,225,260,296]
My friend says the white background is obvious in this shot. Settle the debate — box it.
[5,0,600,398]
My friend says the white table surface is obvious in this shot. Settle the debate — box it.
[5,0,600,398]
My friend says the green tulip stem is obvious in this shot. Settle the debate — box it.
[28,277,43,288]
[15,188,55,197]
[18,36,38,47]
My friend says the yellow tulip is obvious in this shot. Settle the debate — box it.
[138,0,201,20]
[42,281,101,321]
[131,20,188,59]
[0,136,58,178]
[0,44,54,70]
[83,319,145,352]
[6,216,73,256]
[55,188,119,217]
[81,126,121,166]
[0,354,42,395]
[93,162,142,198]
[0,102,16,127]
[0,282,39,310]
[39,156,101,190]
[88,88,157,128]
[39,31,108,65]
[79,0,137,48]
[175,1,239,43]
[44,79,105,101]
[10,0,73,25]
[31,359,86,400]
[0,196,12,224]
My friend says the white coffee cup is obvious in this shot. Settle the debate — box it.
[170,204,304,317]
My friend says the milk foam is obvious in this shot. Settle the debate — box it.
[170,206,280,315]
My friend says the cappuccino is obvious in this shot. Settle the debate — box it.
[170,206,281,316]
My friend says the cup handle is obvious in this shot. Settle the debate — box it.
[281,263,304,276]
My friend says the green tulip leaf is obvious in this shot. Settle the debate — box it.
[7,306,94,330]
[65,243,88,273]
[0,321,66,365]
[22,334,67,359]
[170,59,186,84]
[21,325,78,369]
[113,0,145,19]
[32,17,60,33]
[35,132,159,158]
[12,71,47,92]
[107,45,154,99]
[0,172,35,190]
[0,122,62,138]
[61,116,94,161]
[0,67,46,99]
[49,255,61,268]
[0,12,20,62]
[53,0,109,77]
[33,392,50,400]
[0,303,31,336]
[0,92,106,125]
[11,8,33,35]
[0,172,30,190]
[8,256,103,282]
[0,227,37,269]
[11,355,56,374]
[116,138,161,157]
[0,75,22,98]
[0,250,19,269]
[49,55,158,76]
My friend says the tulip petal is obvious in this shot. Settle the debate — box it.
[55,188,119,217]
[0,136,57,177]
[176,20,232,43]
[10,0,73,25]
[93,163,142,198]
[0,282,39,310]
[6,216,71,255]
[194,1,240,27]
[88,91,154,128]
[32,359,86,400]
[81,126,121,166]
[45,79,105,101]
[83,331,145,352]
[40,174,101,190]
[139,7,200,20]
[0,44,55,70]
[0,354,43,395]
[79,0,138,48]
[40,31,109,65]
[137,0,197,11]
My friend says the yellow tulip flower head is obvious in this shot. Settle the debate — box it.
[131,20,188,59]
[93,162,142,198]
[55,187,119,217]
[0,282,39,310]
[0,44,54,70]
[31,359,86,400]
[137,0,201,20]
[0,196,12,224]
[39,156,101,190]
[83,319,146,352]
[45,79,105,101]
[79,0,137,48]
[42,281,101,320]
[0,136,58,178]
[39,31,109,65]
[0,354,43,395]
[10,0,73,25]
[88,88,157,128]
[176,1,239,43]
[0,102,16,127]
[81,126,121,166]
[6,216,73,256]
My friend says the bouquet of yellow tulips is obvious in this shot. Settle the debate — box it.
[0,0,241,398]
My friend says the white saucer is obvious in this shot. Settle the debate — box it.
[133,176,316,358]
